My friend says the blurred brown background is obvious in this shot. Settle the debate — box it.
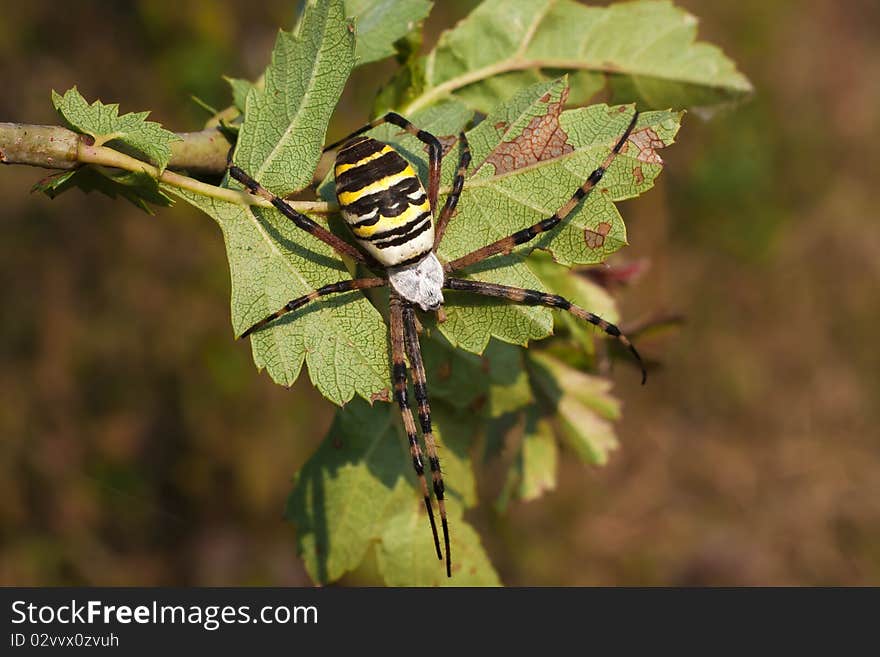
[1,0,878,585]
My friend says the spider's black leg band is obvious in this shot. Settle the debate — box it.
[227,165,367,264]
[434,131,471,250]
[390,294,443,562]
[402,304,451,577]
[445,110,639,273]
[445,278,647,384]
[239,277,386,339]
[323,112,443,215]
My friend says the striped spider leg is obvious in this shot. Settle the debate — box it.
[227,165,368,266]
[238,278,387,339]
[434,133,471,250]
[441,110,647,383]
[444,278,646,384]
[401,302,451,576]
[389,293,444,566]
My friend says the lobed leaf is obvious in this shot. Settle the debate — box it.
[33,168,172,215]
[393,0,752,115]
[529,351,621,465]
[287,398,491,585]
[426,401,479,507]
[285,400,414,583]
[527,250,619,355]
[346,0,432,65]
[233,0,355,196]
[484,339,535,418]
[175,0,392,404]
[224,76,254,114]
[517,410,559,501]
[368,77,680,354]
[52,87,180,172]
[168,188,389,405]
[498,408,559,509]
[376,500,500,586]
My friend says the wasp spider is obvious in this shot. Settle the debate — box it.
[228,110,645,578]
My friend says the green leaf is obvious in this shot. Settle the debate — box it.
[485,340,534,417]
[371,23,427,116]
[441,253,554,354]
[529,351,621,465]
[346,0,432,65]
[168,188,389,405]
[518,410,559,501]
[233,0,355,196]
[528,252,619,324]
[33,168,173,214]
[418,332,487,410]
[443,79,680,265]
[376,500,500,585]
[192,0,389,404]
[528,250,619,355]
[498,408,558,510]
[430,401,479,507]
[223,0,418,116]
[286,400,414,583]
[51,87,180,172]
[224,76,254,114]
[417,334,533,419]
[392,0,752,115]
[287,397,490,584]
[369,77,679,354]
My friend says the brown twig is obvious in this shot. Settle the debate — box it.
[0,122,231,174]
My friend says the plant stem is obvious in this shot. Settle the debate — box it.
[0,122,337,215]
[404,58,619,114]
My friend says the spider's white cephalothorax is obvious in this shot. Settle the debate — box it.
[387,251,445,311]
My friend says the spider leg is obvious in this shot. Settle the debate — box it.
[389,293,443,562]
[238,277,386,339]
[402,304,452,578]
[227,165,367,264]
[323,112,443,214]
[433,131,471,250]
[445,111,639,273]
[445,278,647,384]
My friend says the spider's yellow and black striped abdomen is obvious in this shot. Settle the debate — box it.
[335,137,434,267]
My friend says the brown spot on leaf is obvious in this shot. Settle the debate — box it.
[627,128,665,165]
[539,92,551,102]
[369,388,390,404]
[494,121,508,132]
[633,166,644,184]
[437,361,452,381]
[483,88,574,175]
[584,221,612,249]
[437,135,458,158]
